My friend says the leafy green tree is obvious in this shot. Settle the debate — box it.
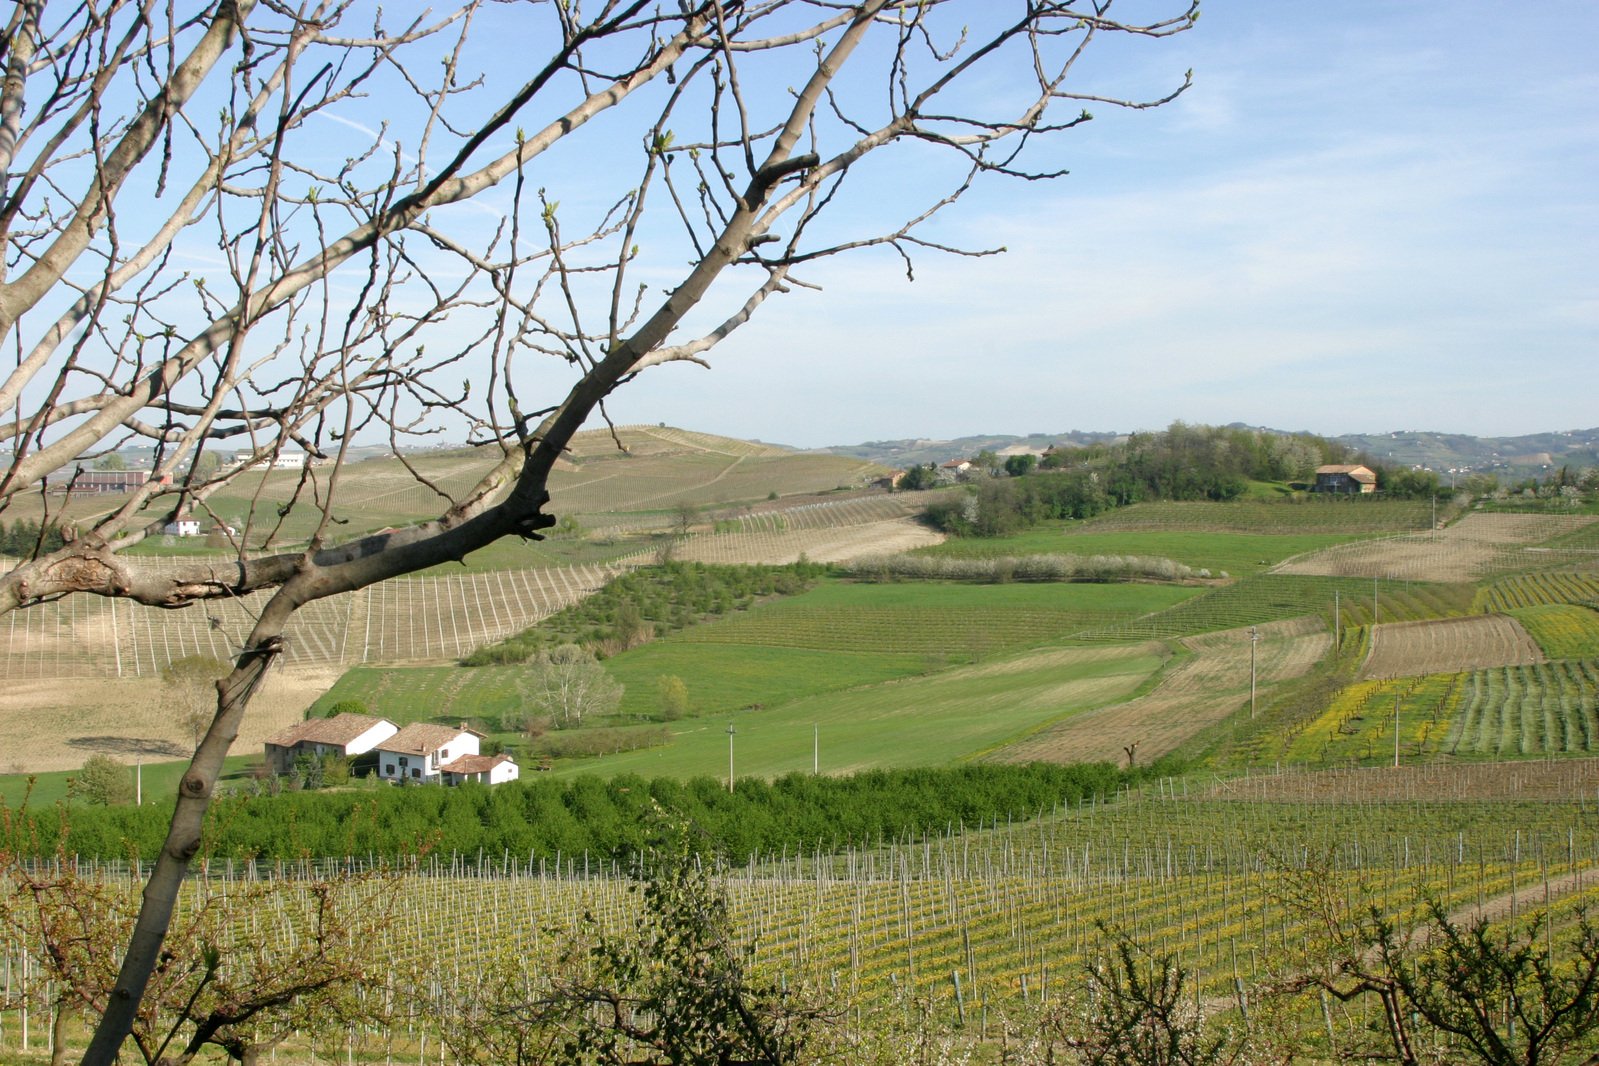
[896,463,940,491]
[657,675,691,721]
[1004,453,1037,477]
[70,755,134,807]
[324,699,369,719]
[95,453,127,471]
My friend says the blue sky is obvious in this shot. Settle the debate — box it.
[587,2,1598,448]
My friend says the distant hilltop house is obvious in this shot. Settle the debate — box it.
[1313,464,1377,494]
[264,712,400,775]
[940,458,973,475]
[374,722,519,786]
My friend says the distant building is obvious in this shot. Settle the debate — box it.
[264,713,400,774]
[162,516,202,537]
[1313,464,1377,494]
[68,469,171,494]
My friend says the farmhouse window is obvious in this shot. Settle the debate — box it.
[411,768,420,779]
[399,756,408,767]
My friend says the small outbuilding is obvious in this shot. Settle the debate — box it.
[440,752,520,786]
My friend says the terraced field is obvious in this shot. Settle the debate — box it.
[1361,615,1545,680]
[995,617,1332,766]
[1274,512,1599,583]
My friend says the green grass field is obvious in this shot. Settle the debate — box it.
[544,642,1170,780]
[1079,497,1440,534]
[0,755,258,809]
[916,523,1365,576]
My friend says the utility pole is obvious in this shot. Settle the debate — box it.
[1394,692,1401,768]
[1249,626,1260,719]
[1372,576,1379,652]
[813,723,819,775]
[1334,589,1341,649]
[726,723,736,794]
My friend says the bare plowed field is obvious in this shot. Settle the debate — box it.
[993,617,1331,766]
[1360,614,1544,680]
[671,517,943,566]
[0,666,338,773]
[1273,512,1599,583]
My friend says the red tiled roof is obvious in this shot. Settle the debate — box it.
[265,712,395,749]
[375,722,478,757]
[440,753,515,775]
[1315,464,1377,483]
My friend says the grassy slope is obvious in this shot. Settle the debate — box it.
[544,642,1169,780]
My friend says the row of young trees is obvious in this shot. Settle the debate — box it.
[15,762,1135,865]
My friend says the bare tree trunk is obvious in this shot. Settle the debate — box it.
[81,639,280,1066]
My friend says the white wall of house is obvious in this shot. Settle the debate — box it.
[346,720,400,756]
[376,729,478,784]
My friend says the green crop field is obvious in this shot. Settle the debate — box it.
[1477,571,1599,612]
[1075,573,1473,642]
[918,524,1367,576]
[1445,660,1599,756]
[670,579,1200,654]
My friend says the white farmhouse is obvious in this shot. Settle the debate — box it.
[375,722,486,784]
[263,713,399,774]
